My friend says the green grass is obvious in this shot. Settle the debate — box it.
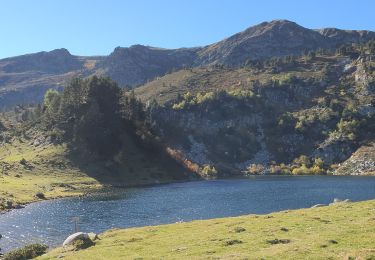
[39,200,375,259]
[0,141,103,210]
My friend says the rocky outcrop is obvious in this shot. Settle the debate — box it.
[334,143,375,175]
[316,28,375,47]
[1,48,82,74]
[98,45,198,86]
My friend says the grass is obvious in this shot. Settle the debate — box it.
[0,141,103,211]
[38,199,375,259]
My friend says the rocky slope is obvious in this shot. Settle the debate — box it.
[136,42,375,176]
[334,142,375,175]
[1,20,375,108]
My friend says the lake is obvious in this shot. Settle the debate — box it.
[1,176,375,253]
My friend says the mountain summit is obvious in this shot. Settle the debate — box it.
[197,19,375,65]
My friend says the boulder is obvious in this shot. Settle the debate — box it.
[63,232,89,246]
[329,198,352,205]
[333,198,342,203]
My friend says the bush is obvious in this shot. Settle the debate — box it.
[172,100,186,110]
[246,164,265,175]
[227,89,254,98]
[4,244,48,260]
[293,155,311,167]
[200,165,218,177]
[291,157,326,175]
[292,164,309,175]
[270,163,292,175]
[35,192,45,199]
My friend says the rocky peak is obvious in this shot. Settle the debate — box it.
[197,20,328,65]
[316,28,375,46]
[1,48,81,74]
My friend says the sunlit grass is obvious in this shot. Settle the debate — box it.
[39,200,375,259]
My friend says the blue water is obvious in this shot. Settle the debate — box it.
[1,176,375,252]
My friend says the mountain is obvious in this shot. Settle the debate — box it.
[196,20,375,65]
[1,19,375,108]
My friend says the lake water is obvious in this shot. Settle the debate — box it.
[1,176,375,252]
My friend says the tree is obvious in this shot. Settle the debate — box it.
[43,89,61,117]
[58,76,123,158]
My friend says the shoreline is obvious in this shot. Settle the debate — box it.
[2,174,375,215]
[0,176,198,214]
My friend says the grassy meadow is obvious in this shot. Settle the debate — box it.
[39,200,375,260]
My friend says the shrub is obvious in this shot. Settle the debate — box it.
[270,163,292,175]
[293,155,311,167]
[195,92,215,104]
[200,165,218,177]
[227,89,254,98]
[35,192,45,199]
[4,244,48,260]
[247,164,265,175]
[266,238,291,245]
[19,158,27,165]
[313,158,324,168]
[224,239,243,246]
[292,164,309,175]
[291,157,326,175]
[172,100,186,110]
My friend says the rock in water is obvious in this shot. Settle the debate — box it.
[63,232,89,246]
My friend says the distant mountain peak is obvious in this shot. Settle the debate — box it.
[48,48,72,56]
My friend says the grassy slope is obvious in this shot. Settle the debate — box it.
[0,140,103,210]
[134,57,332,105]
[40,200,375,260]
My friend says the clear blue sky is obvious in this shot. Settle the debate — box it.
[1,0,374,58]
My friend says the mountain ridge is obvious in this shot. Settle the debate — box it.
[1,19,375,108]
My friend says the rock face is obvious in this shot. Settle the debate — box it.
[1,20,375,108]
[316,28,375,47]
[63,232,89,246]
[98,45,198,87]
[334,143,375,175]
[1,48,82,74]
[137,45,374,175]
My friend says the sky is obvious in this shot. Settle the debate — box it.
[1,0,374,58]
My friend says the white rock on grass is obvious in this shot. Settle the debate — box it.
[63,232,89,246]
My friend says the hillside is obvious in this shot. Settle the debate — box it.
[1,20,375,108]
[135,41,375,176]
[38,199,375,260]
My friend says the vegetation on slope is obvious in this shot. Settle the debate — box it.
[39,200,375,260]
[135,41,375,176]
